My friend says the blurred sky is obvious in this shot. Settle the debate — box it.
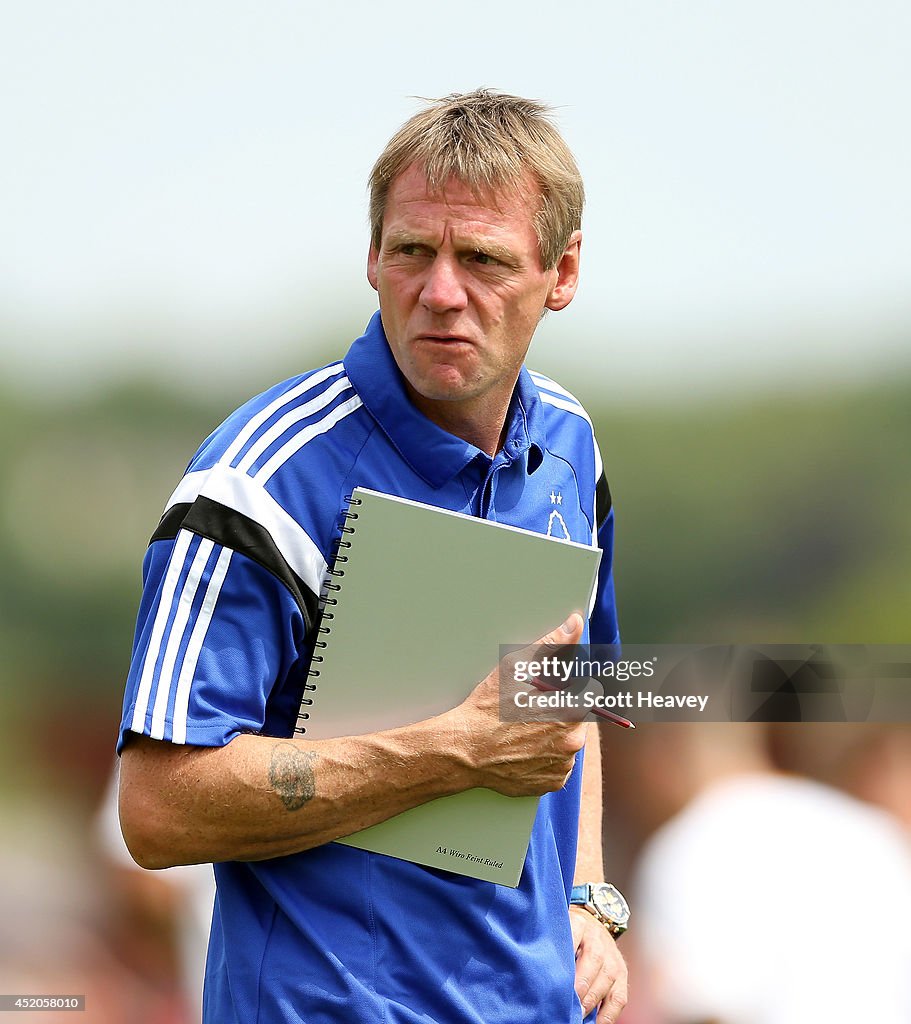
[3,0,910,398]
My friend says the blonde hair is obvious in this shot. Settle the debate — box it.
[368,89,584,270]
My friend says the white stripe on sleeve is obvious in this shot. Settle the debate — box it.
[255,395,363,484]
[235,375,353,474]
[150,538,215,740]
[164,468,211,512]
[593,440,604,544]
[529,371,585,406]
[170,547,233,745]
[130,529,194,735]
[221,362,345,467]
[538,391,594,428]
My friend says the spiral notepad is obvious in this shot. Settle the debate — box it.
[295,487,601,886]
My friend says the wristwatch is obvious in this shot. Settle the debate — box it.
[569,882,630,938]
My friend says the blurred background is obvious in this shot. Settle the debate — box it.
[2,1,909,1020]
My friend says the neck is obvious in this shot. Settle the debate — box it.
[405,385,514,457]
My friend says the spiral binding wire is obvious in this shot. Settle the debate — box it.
[293,494,362,735]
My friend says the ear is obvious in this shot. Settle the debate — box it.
[544,230,582,312]
[367,241,379,292]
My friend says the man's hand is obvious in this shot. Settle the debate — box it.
[570,906,628,1023]
[442,614,589,797]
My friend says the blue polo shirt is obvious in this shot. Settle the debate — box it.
[119,311,619,1024]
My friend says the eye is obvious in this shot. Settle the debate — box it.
[470,251,498,266]
[394,241,437,258]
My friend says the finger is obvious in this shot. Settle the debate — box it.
[577,965,604,1018]
[583,963,624,1023]
[573,930,605,1006]
[596,970,628,1024]
[595,952,629,1024]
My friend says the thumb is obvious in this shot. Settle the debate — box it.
[537,612,584,651]
[497,612,585,692]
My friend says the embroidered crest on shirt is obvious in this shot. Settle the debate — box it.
[547,491,570,540]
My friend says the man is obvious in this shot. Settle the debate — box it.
[118,89,627,1023]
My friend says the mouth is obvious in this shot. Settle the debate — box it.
[417,333,474,346]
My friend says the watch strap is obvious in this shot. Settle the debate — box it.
[570,884,592,904]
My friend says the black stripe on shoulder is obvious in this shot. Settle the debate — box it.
[596,472,612,530]
[151,503,192,544]
[150,497,319,631]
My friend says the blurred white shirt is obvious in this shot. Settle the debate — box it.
[634,773,911,1024]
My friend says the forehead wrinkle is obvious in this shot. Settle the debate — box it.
[389,165,538,221]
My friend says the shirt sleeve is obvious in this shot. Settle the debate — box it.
[587,426,620,646]
[117,527,307,752]
[589,503,620,646]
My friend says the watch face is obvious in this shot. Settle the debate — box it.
[591,884,630,928]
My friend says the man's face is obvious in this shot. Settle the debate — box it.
[367,162,580,431]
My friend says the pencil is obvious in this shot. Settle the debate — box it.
[527,676,636,729]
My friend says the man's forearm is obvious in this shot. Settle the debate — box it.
[120,721,472,869]
[120,617,589,870]
[574,724,605,882]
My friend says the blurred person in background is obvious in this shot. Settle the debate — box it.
[115,90,628,1023]
[770,722,911,836]
[620,722,911,1024]
[96,762,215,1022]
[0,792,187,1024]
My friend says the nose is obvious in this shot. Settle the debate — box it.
[419,255,469,315]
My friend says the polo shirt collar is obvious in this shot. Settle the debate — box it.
[344,311,546,488]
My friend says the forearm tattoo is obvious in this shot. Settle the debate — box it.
[268,743,317,811]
